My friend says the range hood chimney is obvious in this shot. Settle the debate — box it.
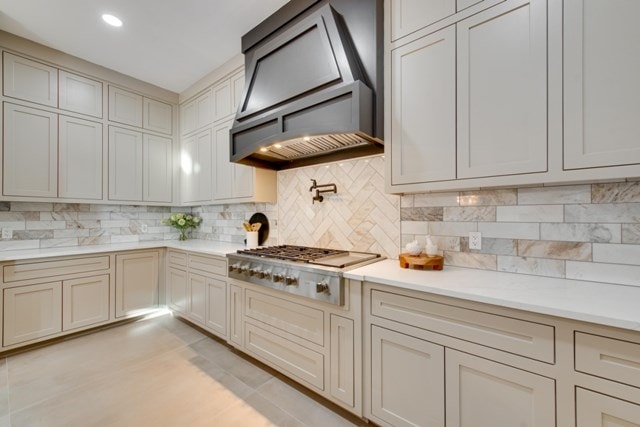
[230,0,383,170]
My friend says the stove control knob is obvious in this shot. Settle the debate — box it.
[255,270,265,279]
[316,282,330,294]
[240,267,250,276]
[285,276,297,286]
[248,268,258,277]
[273,273,284,283]
[228,264,240,273]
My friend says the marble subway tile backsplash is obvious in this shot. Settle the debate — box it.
[191,203,278,246]
[0,202,183,250]
[401,181,640,287]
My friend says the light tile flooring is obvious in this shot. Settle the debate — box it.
[0,314,366,426]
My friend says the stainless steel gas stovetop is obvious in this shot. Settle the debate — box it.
[227,245,383,305]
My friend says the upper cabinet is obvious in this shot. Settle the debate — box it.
[58,71,103,118]
[143,97,172,135]
[59,115,103,200]
[180,90,212,136]
[108,86,143,127]
[3,52,58,107]
[563,0,640,170]
[390,0,455,41]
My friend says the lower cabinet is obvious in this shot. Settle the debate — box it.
[330,314,355,408]
[62,275,109,331]
[228,283,243,347]
[115,251,159,318]
[165,250,228,339]
[445,349,555,427]
[370,326,444,427]
[3,281,62,346]
[576,388,640,427]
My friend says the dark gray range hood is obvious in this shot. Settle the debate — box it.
[230,0,383,170]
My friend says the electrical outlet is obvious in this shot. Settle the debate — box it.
[469,231,482,250]
[1,228,12,240]
[140,224,148,233]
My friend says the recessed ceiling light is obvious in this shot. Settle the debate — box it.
[102,14,123,27]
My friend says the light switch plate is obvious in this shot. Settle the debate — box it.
[469,231,482,250]
[1,229,12,240]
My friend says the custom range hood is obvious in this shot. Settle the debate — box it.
[230,0,383,170]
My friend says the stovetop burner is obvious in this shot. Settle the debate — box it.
[236,245,348,263]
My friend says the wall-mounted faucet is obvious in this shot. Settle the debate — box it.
[309,179,337,204]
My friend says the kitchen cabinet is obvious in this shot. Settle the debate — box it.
[143,134,172,203]
[165,250,228,339]
[229,284,243,347]
[108,126,143,201]
[143,97,172,135]
[563,0,640,170]
[58,70,103,118]
[389,0,454,42]
[3,281,62,347]
[330,315,355,408]
[389,25,456,185]
[167,267,188,314]
[108,86,143,127]
[180,90,212,136]
[3,103,58,198]
[445,349,555,427]
[3,52,57,107]
[59,115,103,200]
[115,251,159,318]
[576,388,640,427]
[370,325,444,427]
[188,272,207,326]
[456,0,547,179]
[109,127,172,203]
[181,129,213,203]
[212,80,232,123]
[62,275,110,331]
[231,71,245,113]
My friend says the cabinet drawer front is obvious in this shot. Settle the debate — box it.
[4,256,110,283]
[371,289,555,363]
[245,289,324,346]
[575,332,640,389]
[245,322,324,390]
[187,254,226,276]
[576,388,640,427]
[167,250,187,267]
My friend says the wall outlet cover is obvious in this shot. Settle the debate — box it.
[469,231,482,250]
[1,229,12,239]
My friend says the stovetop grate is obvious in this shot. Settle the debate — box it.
[236,245,348,263]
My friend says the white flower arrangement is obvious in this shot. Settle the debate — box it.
[162,213,201,240]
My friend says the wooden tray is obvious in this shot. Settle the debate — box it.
[399,253,444,270]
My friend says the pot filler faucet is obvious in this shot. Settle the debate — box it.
[309,179,337,204]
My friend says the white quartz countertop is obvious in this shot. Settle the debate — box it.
[0,240,245,261]
[345,259,640,332]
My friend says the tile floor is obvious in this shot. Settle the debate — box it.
[0,314,366,426]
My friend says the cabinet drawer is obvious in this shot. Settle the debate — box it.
[245,322,324,390]
[575,332,640,390]
[371,289,555,363]
[3,256,110,283]
[167,250,187,267]
[245,289,324,346]
[187,254,226,276]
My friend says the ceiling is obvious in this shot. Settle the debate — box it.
[0,0,290,93]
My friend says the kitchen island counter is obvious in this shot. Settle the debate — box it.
[345,259,640,332]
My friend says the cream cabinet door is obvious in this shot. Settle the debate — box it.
[576,388,640,427]
[214,120,254,200]
[181,91,213,136]
[3,103,58,198]
[457,0,547,179]
[445,349,555,427]
[231,71,245,113]
[143,134,172,203]
[58,70,103,117]
[212,80,232,123]
[228,284,243,347]
[3,52,58,107]
[4,282,63,346]
[143,97,172,135]
[115,251,159,318]
[390,25,456,185]
[330,315,355,408]
[188,272,207,326]
[167,267,188,314]
[59,115,103,200]
[389,0,455,41]
[564,0,640,169]
[108,86,143,127]
[181,129,213,203]
[370,326,445,427]
[62,275,110,331]
[180,100,197,136]
[206,277,227,337]
[109,126,143,201]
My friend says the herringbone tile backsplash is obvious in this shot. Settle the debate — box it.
[278,156,401,258]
